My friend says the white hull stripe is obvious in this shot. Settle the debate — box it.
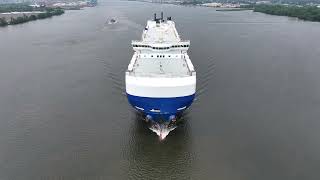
[177,106,187,111]
[126,75,196,98]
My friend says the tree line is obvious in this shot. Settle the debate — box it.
[0,3,35,13]
[0,8,64,27]
[254,5,320,22]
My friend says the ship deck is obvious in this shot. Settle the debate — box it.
[143,22,180,43]
[131,57,191,77]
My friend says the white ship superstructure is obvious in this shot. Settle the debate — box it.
[126,13,196,125]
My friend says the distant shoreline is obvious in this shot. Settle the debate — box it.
[0,11,43,21]
[216,8,253,12]
[0,7,64,27]
[254,5,320,22]
[0,2,100,27]
[127,1,320,22]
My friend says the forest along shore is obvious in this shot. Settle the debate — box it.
[254,5,320,22]
[0,4,64,27]
[129,0,320,22]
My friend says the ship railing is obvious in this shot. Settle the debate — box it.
[132,40,190,44]
[127,52,138,72]
[131,41,190,51]
[126,72,191,78]
[127,69,195,77]
[183,53,196,76]
[132,40,142,44]
[127,55,195,77]
[172,24,181,40]
[179,40,190,43]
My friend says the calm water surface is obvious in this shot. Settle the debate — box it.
[1,1,320,179]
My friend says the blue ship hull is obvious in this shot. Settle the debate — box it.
[127,94,195,122]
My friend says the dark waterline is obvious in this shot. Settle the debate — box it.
[0,1,320,179]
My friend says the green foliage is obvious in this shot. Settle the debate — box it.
[38,8,65,19]
[37,13,47,19]
[181,0,211,5]
[0,3,34,13]
[5,8,64,26]
[9,15,29,25]
[0,17,8,26]
[28,15,37,21]
[0,3,65,27]
[240,4,255,9]
[254,5,320,22]
[90,0,98,6]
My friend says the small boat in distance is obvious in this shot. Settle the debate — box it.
[107,18,117,24]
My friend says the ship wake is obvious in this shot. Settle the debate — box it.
[149,123,177,140]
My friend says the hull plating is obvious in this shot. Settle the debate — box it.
[127,93,195,122]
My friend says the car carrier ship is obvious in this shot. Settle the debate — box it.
[126,13,196,136]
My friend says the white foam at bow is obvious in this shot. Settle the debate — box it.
[149,123,177,140]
